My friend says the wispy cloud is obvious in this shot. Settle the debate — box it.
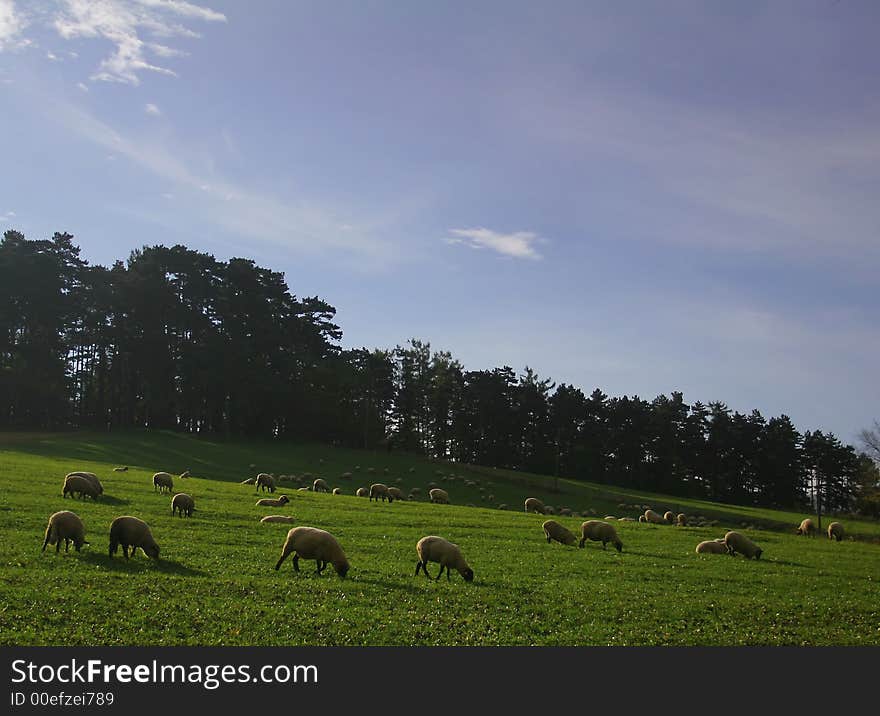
[144,102,161,115]
[1,209,17,222]
[446,227,545,260]
[41,96,392,260]
[46,50,60,61]
[76,81,88,91]
[0,0,226,85]
[0,0,26,50]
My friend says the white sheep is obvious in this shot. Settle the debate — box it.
[274,526,349,578]
[429,488,449,504]
[695,539,728,554]
[723,531,763,559]
[356,487,369,497]
[542,519,578,546]
[62,474,101,501]
[66,472,104,497]
[152,472,174,494]
[827,522,845,541]
[171,493,195,518]
[255,473,276,493]
[313,478,330,493]
[256,495,290,507]
[414,536,474,582]
[796,518,816,537]
[370,483,393,502]
[261,515,296,524]
[387,486,405,501]
[524,497,546,514]
[109,516,160,560]
[643,509,666,525]
[579,520,623,552]
[42,511,89,553]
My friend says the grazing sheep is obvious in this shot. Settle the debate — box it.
[261,515,296,524]
[179,470,190,479]
[370,483,393,502]
[796,518,816,537]
[618,517,636,522]
[66,472,104,497]
[152,472,174,494]
[297,487,311,492]
[313,478,331,493]
[256,495,290,507]
[414,536,474,582]
[356,487,369,497]
[429,488,449,504]
[827,522,845,542]
[638,515,647,523]
[542,520,578,547]
[340,472,353,480]
[544,506,557,515]
[255,473,276,493]
[695,539,728,555]
[663,511,675,524]
[274,526,349,578]
[113,466,128,472]
[604,516,617,521]
[367,467,375,474]
[578,521,623,552]
[332,487,342,495]
[171,493,195,518]
[109,516,159,560]
[723,531,763,559]
[387,486,405,501]
[558,507,573,517]
[62,474,101,501]
[42,511,89,553]
[524,497,546,514]
[644,509,666,525]
[676,513,687,526]
[240,477,256,485]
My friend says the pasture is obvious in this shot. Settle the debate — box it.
[1,430,878,646]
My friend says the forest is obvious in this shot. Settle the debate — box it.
[1,230,877,515]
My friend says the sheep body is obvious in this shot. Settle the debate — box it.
[66,472,104,497]
[643,509,666,525]
[387,486,405,501]
[261,515,296,524]
[109,516,159,559]
[542,519,577,546]
[827,522,845,542]
[723,531,763,559]
[579,520,623,552]
[313,478,330,493]
[663,511,675,524]
[695,539,728,554]
[796,518,816,537]
[676,513,687,526]
[332,487,342,495]
[152,472,174,493]
[356,487,369,497]
[240,478,256,485]
[370,483,393,502]
[415,535,474,582]
[171,493,195,517]
[256,495,290,507]
[429,488,449,504]
[113,466,128,472]
[255,473,276,493]
[42,511,88,553]
[62,474,100,500]
[524,497,546,514]
[274,526,349,578]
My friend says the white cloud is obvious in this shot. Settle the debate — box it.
[76,81,88,91]
[447,227,544,260]
[46,50,60,60]
[144,102,160,115]
[0,0,26,50]
[1,209,17,222]
[0,0,226,85]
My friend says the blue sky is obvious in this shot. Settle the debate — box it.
[1,1,878,445]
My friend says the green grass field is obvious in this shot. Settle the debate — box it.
[1,430,878,646]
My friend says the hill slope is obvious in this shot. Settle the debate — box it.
[1,430,878,646]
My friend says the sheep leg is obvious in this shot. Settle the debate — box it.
[578,538,585,548]
[64,539,70,552]
[123,544,130,559]
[435,565,445,580]
[292,554,300,572]
[316,560,327,574]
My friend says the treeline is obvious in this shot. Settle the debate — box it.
[1,231,877,514]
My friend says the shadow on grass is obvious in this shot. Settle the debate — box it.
[79,552,206,576]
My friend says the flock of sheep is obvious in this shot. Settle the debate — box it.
[45,465,849,584]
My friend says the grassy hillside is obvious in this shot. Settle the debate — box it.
[1,430,878,646]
